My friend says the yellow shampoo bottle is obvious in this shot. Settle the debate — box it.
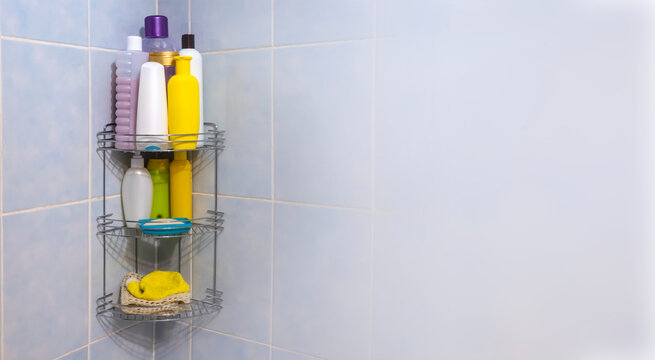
[167,56,199,150]
[170,151,192,219]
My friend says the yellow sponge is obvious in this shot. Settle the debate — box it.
[126,271,190,301]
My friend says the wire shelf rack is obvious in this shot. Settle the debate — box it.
[96,210,224,242]
[96,288,223,321]
[97,122,225,153]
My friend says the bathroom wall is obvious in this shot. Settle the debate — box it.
[0,1,651,360]
[190,1,655,360]
[0,0,184,359]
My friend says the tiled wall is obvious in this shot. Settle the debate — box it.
[0,1,652,360]
[0,0,170,358]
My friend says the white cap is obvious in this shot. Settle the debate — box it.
[131,153,144,168]
[127,36,142,51]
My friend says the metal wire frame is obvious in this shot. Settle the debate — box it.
[97,122,225,152]
[96,288,223,322]
[97,125,224,322]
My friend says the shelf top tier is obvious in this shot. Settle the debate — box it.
[97,122,225,153]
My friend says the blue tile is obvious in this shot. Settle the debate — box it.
[3,204,89,359]
[192,197,272,342]
[195,50,271,198]
[275,0,374,45]
[190,0,271,51]
[2,40,89,211]
[274,42,373,208]
[90,0,155,50]
[91,49,126,197]
[1,0,87,45]
[192,329,269,360]
[90,322,154,360]
[60,347,89,360]
[159,0,189,48]
[273,204,371,360]
[155,322,191,360]
[272,349,316,360]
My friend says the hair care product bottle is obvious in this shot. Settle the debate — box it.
[136,62,168,150]
[168,56,199,150]
[142,15,177,52]
[179,34,204,145]
[115,36,149,150]
[147,158,170,219]
[122,153,153,227]
[149,51,179,85]
[170,151,192,219]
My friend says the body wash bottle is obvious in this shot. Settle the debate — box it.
[167,56,199,150]
[147,158,170,219]
[142,15,177,52]
[170,151,192,219]
[115,36,148,149]
[136,62,168,150]
[179,34,204,144]
[122,153,153,227]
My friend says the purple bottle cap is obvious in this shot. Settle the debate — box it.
[144,15,168,38]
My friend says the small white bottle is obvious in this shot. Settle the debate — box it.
[122,153,153,227]
[136,62,168,150]
[179,34,204,145]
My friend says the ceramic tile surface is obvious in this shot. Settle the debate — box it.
[2,40,89,211]
[273,203,371,360]
[89,322,154,360]
[190,0,271,51]
[274,42,373,208]
[195,50,271,198]
[89,0,155,49]
[275,0,374,45]
[1,0,87,45]
[192,329,269,360]
[3,204,89,359]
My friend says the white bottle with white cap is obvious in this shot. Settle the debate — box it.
[136,61,168,150]
[121,153,153,227]
[115,36,149,149]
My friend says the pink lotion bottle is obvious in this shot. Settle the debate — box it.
[115,36,149,149]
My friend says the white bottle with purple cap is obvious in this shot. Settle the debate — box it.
[142,15,178,52]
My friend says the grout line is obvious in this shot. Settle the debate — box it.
[152,322,156,360]
[269,16,276,358]
[0,22,4,360]
[87,0,92,352]
[53,321,145,360]
[155,0,159,15]
[200,37,375,56]
[52,344,88,360]
[191,326,271,348]
[369,1,377,359]
[194,193,372,212]
[270,346,327,360]
[0,35,122,53]
[188,0,192,33]
[1,195,120,217]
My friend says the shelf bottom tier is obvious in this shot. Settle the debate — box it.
[96,288,223,322]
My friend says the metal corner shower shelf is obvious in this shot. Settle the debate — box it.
[95,124,225,322]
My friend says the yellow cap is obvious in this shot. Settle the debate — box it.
[147,158,169,170]
[149,51,179,66]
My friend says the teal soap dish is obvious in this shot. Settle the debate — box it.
[138,218,192,235]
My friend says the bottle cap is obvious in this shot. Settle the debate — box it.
[173,151,187,160]
[149,51,179,66]
[147,158,169,170]
[181,34,195,49]
[127,36,142,51]
[145,15,169,38]
[131,153,145,168]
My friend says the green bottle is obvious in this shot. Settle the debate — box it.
[147,159,170,219]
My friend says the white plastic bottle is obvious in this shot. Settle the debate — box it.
[122,153,153,227]
[136,62,168,150]
[179,34,204,145]
[115,36,148,149]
